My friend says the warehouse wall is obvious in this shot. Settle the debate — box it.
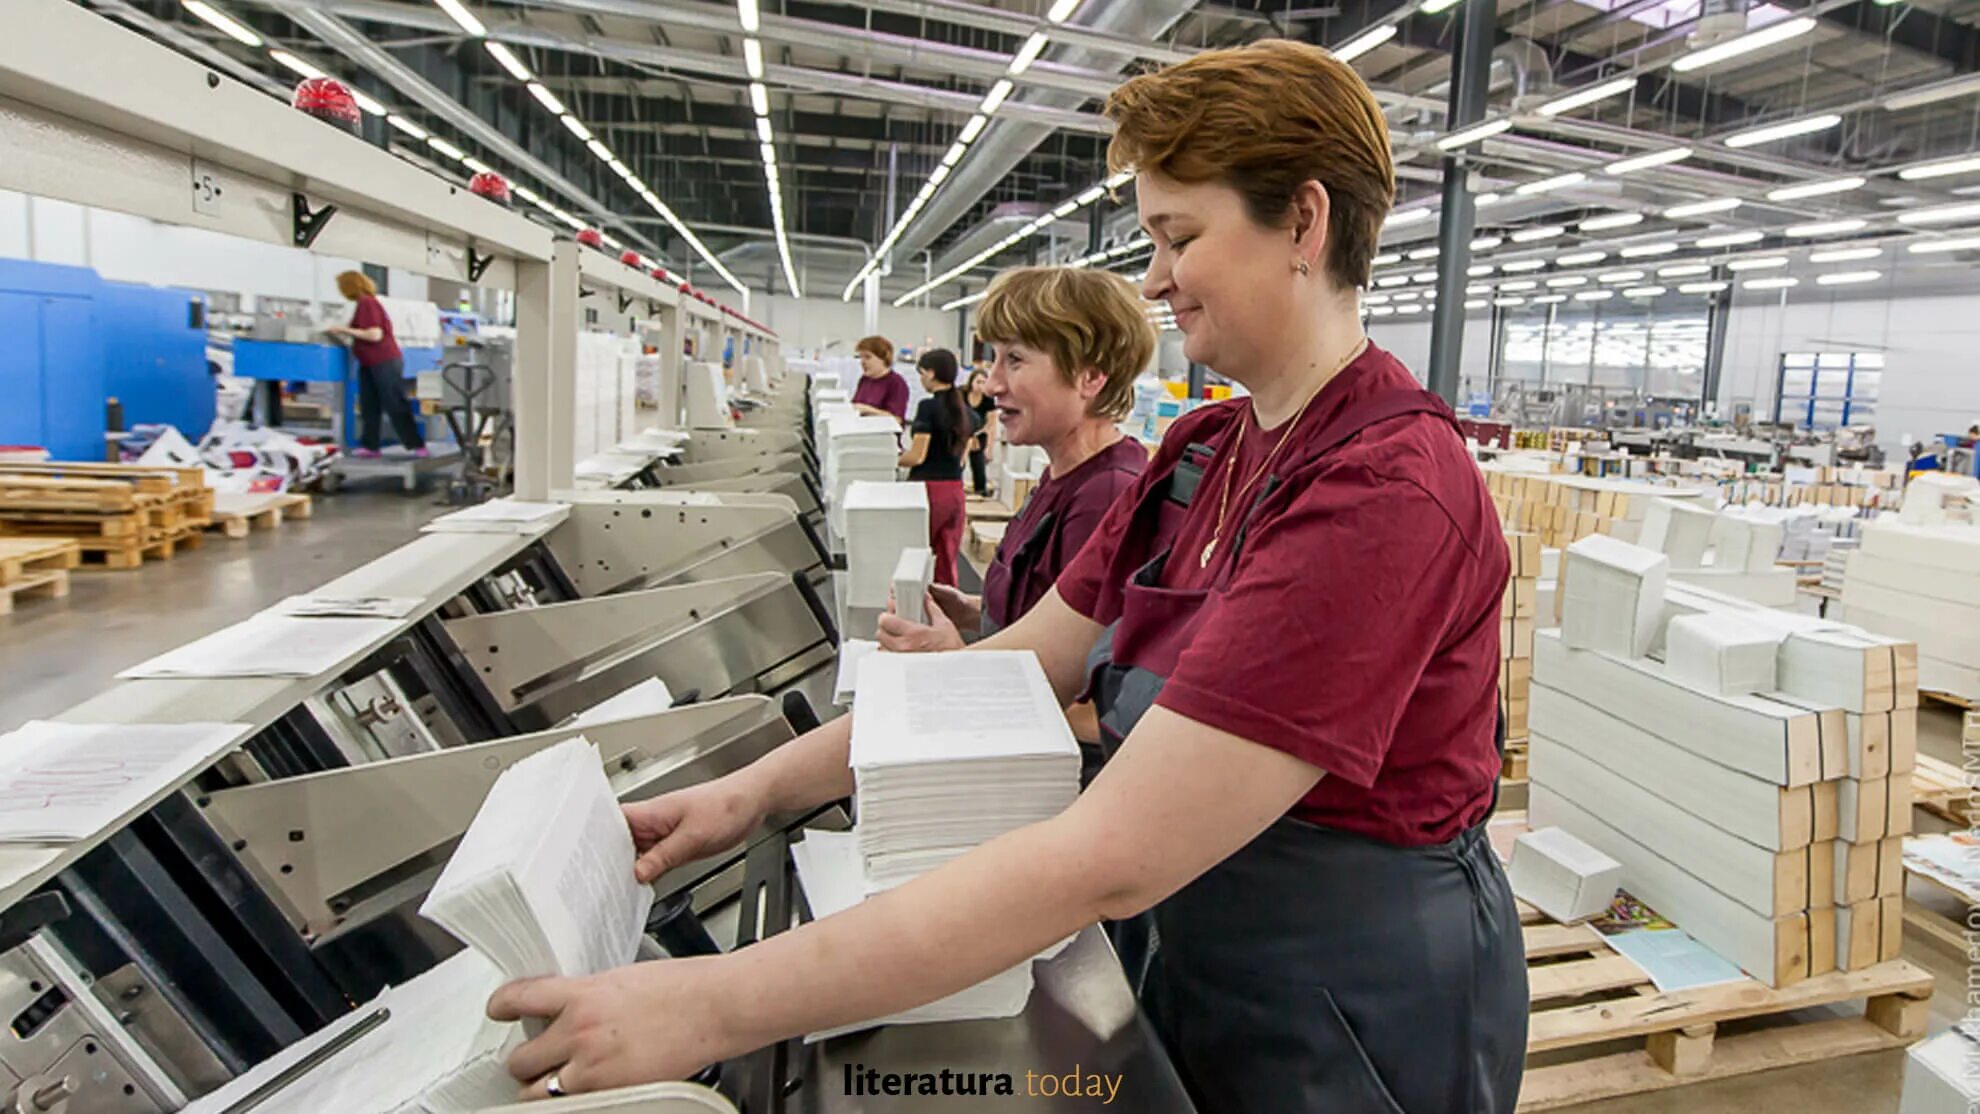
[753,292,956,357]
[1718,288,1980,447]
[0,188,436,307]
[1365,313,1496,388]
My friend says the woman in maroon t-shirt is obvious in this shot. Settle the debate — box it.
[491,42,1523,1114]
[323,270,426,458]
[848,334,909,423]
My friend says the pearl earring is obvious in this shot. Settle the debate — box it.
[1297,260,1311,276]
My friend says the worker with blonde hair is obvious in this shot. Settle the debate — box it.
[323,270,426,458]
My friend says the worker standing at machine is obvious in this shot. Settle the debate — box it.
[964,366,997,497]
[492,39,1524,1114]
[323,270,427,459]
[896,348,972,587]
[848,334,909,423]
[877,267,1153,766]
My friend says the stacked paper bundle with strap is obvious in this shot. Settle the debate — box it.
[792,650,1080,1037]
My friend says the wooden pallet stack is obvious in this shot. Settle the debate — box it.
[0,462,212,568]
[1506,850,1933,1110]
[1531,536,1920,989]
[1501,531,1539,780]
[0,538,80,614]
[206,491,314,539]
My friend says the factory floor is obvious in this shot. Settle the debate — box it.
[0,492,1968,1112]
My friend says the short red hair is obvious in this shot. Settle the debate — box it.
[1104,39,1396,290]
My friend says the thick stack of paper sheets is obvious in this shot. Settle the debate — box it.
[1839,516,1980,700]
[1664,612,1783,696]
[1562,534,1668,658]
[844,482,928,610]
[1508,827,1622,924]
[892,547,934,624]
[420,738,654,982]
[850,652,1081,890]
[1638,498,1718,569]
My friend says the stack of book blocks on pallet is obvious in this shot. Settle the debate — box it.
[1500,531,1540,777]
[0,462,212,568]
[0,538,79,615]
[1909,711,1980,827]
[1643,500,1799,608]
[1532,534,1917,988]
[1836,515,1980,702]
[1478,465,1712,549]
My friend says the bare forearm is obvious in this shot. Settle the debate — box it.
[733,713,854,815]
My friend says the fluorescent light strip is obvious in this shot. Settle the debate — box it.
[462,156,493,175]
[959,115,988,143]
[1421,0,1465,12]
[559,114,591,141]
[1581,212,1645,231]
[1408,246,1439,260]
[349,89,386,116]
[1545,276,1589,288]
[743,38,764,80]
[1538,76,1636,117]
[528,83,567,116]
[1784,219,1867,238]
[1809,246,1880,262]
[1658,262,1712,277]
[1743,276,1799,290]
[1372,252,1402,266]
[749,82,769,116]
[1468,264,1494,277]
[1556,250,1608,266]
[433,0,486,37]
[1384,208,1436,228]
[1679,281,1730,294]
[1766,176,1865,202]
[1574,290,1615,301]
[1884,73,1980,112]
[1695,230,1763,248]
[427,136,466,160]
[1907,236,1980,254]
[1816,271,1881,286]
[1531,294,1567,305]
[269,50,325,80]
[1047,0,1080,21]
[1009,32,1049,75]
[981,79,1014,115]
[738,0,759,32]
[484,41,532,82]
[1620,241,1680,258]
[1465,299,1488,310]
[1510,225,1564,243]
[1499,259,1546,273]
[1494,297,1527,307]
[1900,156,1980,182]
[1470,236,1503,251]
[386,115,429,139]
[1726,256,1788,271]
[182,0,263,47]
[1517,172,1587,196]
[1671,16,1816,74]
[1724,113,1841,149]
[1605,146,1692,175]
[1597,270,1645,284]
[1623,286,1667,298]
[1437,119,1511,151]
[1665,197,1741,218]
[1497,280,1538,292]
[1896,202,1980,226]
[882,171,1131,305]
[1332,24,1397,63]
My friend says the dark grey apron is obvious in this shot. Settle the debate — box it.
[1083,389,1527,1114]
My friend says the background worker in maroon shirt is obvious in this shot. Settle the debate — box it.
[848,334,909,423]
[877,266,1153,775]
[323,270,426,459]
[491,40,1524,1114]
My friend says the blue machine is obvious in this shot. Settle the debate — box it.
[0,259,102,460]
[0,260,208,461]
[233,338,443,449]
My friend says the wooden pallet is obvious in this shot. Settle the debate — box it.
[74,536,180,570]
[1503,738,1529,781]
[0,569,68,614]
[208,492,313,538]
[1912,754,1974,826]
[1922,689,1976,711]
[1517,898,1933,1110]
[0,462,212,525]
[0,538,80,585]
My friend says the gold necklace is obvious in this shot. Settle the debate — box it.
[1199,339,1369,568]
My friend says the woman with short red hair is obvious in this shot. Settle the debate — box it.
[494,41,1524,1113]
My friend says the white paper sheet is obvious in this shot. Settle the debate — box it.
[422,500,570,535]
[0,721,252,840]
[118,614,403,679]
[570,678,676,727]
[833,640,881,706]
[276,595,425,619]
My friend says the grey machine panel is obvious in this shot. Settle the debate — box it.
[543,493,824,596]
[199,698,797,942]
[677,429,805,464]
[441,572,834,730]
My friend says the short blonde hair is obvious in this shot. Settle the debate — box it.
[975,267,1155,421]
[336,270,378,299]
[854,335,894,366]
[1104,39,1396,290]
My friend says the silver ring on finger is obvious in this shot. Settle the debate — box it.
[546,1071,567,1098]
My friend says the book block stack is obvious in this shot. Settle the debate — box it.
[1837,516,1980,702]
[1531,534,1917,988]
[1478,465,1712,550]
[1501,532,1540,757]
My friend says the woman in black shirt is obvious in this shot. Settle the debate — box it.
[898,348,972,586]
[964,368,997,497]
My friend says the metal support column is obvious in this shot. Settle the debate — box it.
[547,241,581,492]
[1701,273,1732,415]
[1088,203,1104,255]
[512,257,552,500]
[653,303,684,431]
[863,272,880,335]
[1425,0,1498,403]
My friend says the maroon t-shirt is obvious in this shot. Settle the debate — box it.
[349,295,402,367]
[1057,345,1505,847]
[982,436,1146,631]
[852,370,910,422]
